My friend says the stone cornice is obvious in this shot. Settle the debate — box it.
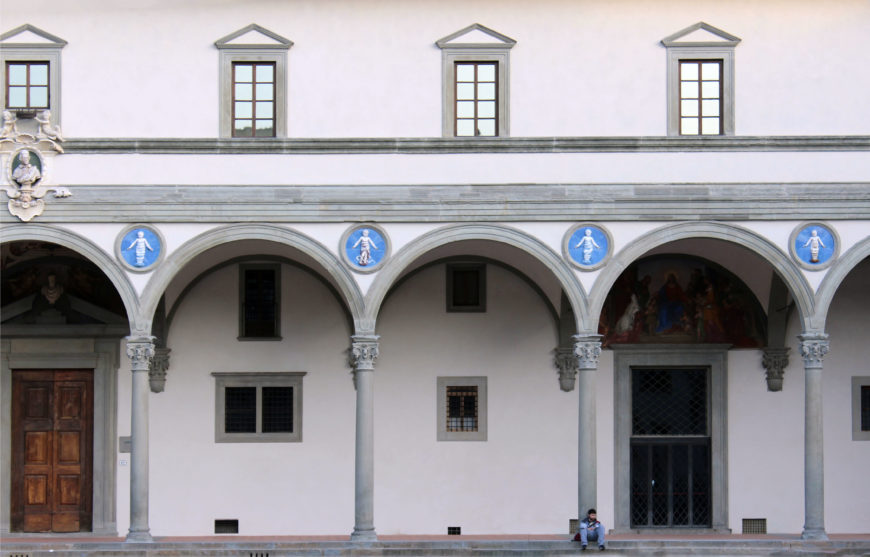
[62,136,870,154]
[4,182,867,223]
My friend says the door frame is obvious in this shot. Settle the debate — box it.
[612,344,729,533]
[2,338,121,536]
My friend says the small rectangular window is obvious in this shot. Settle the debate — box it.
[239,264,280,339]
[438,376,487,441]
[679,60,722,136]
[232,62,276,137]
[862,385,870,432]
[5,61,50,109]
[454,62,498,137]
[447,263,486,312]
[213,372,304,443]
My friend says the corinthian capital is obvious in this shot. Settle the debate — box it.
[572,334,603,370]
[554,347,578,392]
[149,347,171,393]
[761,347,790,392]
[125,336,156,372]
[349,335,380,371]
[798,333,829,369]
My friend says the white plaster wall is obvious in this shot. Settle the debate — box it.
[374,263,575,534]
[147,262,355,535]
[823,258,870,533]
[2,0,868,138]
[116,338,132,536]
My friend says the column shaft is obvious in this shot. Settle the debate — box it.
[799,334,829,541]
[350,335,379,542]
[574,334,602,520]
[126,338,155,542]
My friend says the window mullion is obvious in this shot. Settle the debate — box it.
[255,386,263,434]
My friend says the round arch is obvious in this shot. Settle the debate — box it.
[365,223,590,331]
[813,235,870,331]
[139,224,366,334]
[589,222,816,332]
[1,223,139,329]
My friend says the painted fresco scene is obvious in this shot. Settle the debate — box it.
[599,255,767,348]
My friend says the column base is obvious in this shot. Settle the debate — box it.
[125,528,153,542]
[350,527,378,542]
[801,527,828,541]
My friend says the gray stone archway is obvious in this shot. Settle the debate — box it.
[365,223,589,331]
[589,222,815,333]
[813,235,870,331]
[138,223,366,334]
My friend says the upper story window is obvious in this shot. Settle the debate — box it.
[0,24,66,128]
[215,24,292,138]
[232,62,275,137]
[436,23,515,138]
[6,61,49,109]
[454,62,497,136]
[447,262,486,312]
[679,60,722,135]
[661,22,740,137]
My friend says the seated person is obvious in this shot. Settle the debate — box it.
[574,508,606,550]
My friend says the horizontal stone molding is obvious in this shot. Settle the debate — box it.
[62,135,870,154]
[3,182,867,223]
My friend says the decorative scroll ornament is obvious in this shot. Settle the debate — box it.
[572,335,603,369]
[2,144,70,221]
[798,335,829,368]
[149,347,171,393]
[126,338,156,372]
[761,347,790,392]
[554,347,578,392]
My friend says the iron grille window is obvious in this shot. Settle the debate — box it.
[454,62,498,137]
[232,62,276,137]
[446,386,478,432]
[632,368,708,435]
[862,385,870,431]
[679,60,722,135]
[6,62,49,109]
[240,264,280,339]
[213,372,304,442]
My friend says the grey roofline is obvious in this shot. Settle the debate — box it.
[661,21,741,47]
[214,23,293,50]
[435,23,517,49]
[0,23,67,46]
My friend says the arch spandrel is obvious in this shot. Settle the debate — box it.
[813,235,870,331]
[364,223,591,333]
[139,223,365,334]
[589,222,816,333]
[0,223,139,331]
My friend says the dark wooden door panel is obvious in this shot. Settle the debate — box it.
[11,370,93,533]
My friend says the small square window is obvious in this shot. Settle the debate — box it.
[853,377,870,441]
[447,263,486,312]
[239,264,281,340]
[213,372,304,443]
[438,376,487,441]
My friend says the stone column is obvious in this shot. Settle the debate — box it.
[574,334,602,520]
[349,335,379,541]
[798,333,829,541]
[125,336,155,542]
[761,347,789,392]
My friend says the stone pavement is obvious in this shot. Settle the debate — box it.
[2,533,869,556]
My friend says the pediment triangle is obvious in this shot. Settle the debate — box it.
[215,24,293,48]
[662,22,740,46]
[436,23,516,48]
[0,24,67,46]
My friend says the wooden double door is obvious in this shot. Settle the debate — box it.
[11,370,93,532]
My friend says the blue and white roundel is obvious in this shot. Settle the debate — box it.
[120,228,161,269]
[345,227,386,269]
[793,225,835,266]
[568,226,609,267]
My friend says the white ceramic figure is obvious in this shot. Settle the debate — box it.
[575,228,602,264]
[352,229,379,266]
